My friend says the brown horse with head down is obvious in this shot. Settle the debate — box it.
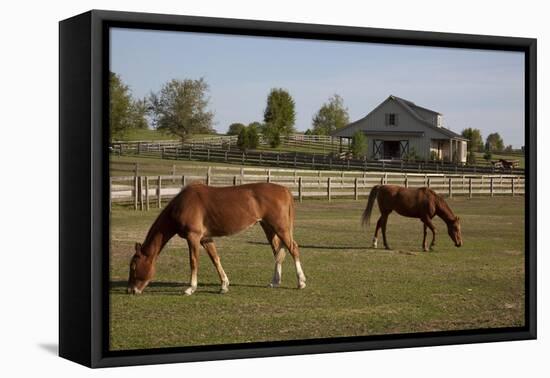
[127,182,306,295]
[362,185,463,251]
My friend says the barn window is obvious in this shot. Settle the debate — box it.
[386,113,398,126]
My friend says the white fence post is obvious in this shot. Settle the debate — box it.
[157,176,162,208]
[145,177,150,211]
[299,177,303,203]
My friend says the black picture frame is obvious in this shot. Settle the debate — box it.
[59,9,537,368]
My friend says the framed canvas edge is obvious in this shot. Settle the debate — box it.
[58,9,537,369]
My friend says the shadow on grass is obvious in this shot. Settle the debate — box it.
[109,280,295,295]
[246,240,367,251]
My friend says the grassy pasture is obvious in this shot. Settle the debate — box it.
[115,128,222,141]
[473,151,525,169]
[109,196,525,351]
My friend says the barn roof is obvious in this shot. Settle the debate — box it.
[332,95,468,141]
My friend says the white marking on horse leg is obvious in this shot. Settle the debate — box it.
[372,238,378,248]
[268,248,285,288]
[269,261,282,288]
[184,272,198,296]
[295,260,306,289]
[220,272,230,294]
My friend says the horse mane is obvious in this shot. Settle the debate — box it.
[434,193,457,223]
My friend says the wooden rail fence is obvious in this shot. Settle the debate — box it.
[112,134,341,153]
[110,144,524,176]
[109,166,525,211]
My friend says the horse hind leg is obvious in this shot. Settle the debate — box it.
[260,222,286,288]
[201,239,229,294]
[372,216,383,248]
[380,213,391,250]
[276,229,306,289]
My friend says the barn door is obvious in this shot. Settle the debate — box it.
[399,140,409,158]
[373,140,383,159]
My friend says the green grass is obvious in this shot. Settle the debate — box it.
[109,196,525,351]
[115,129,222,141]
[116,128,175,141]
[474,151,525,168]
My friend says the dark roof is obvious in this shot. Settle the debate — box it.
[332,95,467,141]
[392,96,441,116]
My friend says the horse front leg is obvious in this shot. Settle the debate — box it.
[184,234,201,295]
[423,218,436,251]
[201,239,229,294]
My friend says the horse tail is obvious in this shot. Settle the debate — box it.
[286,187,296,242]
[289,191,295,231]
[362,185,381,227]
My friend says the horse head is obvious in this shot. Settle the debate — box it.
[447,217,463,247]
[127,242,156,294]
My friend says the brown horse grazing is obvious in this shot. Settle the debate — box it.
[362,185,463,251]
[127,182,306,295]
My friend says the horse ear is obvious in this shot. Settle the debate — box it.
[135,242,142,254]
[455,216,460,222]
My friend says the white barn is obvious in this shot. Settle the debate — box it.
[332,95,468,163]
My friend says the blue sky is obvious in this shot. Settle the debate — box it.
[110,28,525,147]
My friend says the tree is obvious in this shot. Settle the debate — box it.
[504,145,514,153]
[237,124,259,151]
[483,142,493,161]
[248,121,263,130]
[149,78,214,144]
[130,98,149,130]
[227,123,246,136]
[461,128,484,152]
[467,151,477,165]
[350,130,367,158]
[237,127,249,151]
[263,88,296,147]
[404,147,421,162]
[247,123,259,150]
[110,72,147,141]
[486,133,504,153]
[312,94,350,135]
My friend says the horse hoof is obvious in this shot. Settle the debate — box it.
[268,282,280,288]
[298,282,306,289]
[423,248,429,252]
[219,288,228,294]
[184,287,196,296]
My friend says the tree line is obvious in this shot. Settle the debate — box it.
[111,73,517,161]
[110,73,355,149]
[460,128,516,164]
